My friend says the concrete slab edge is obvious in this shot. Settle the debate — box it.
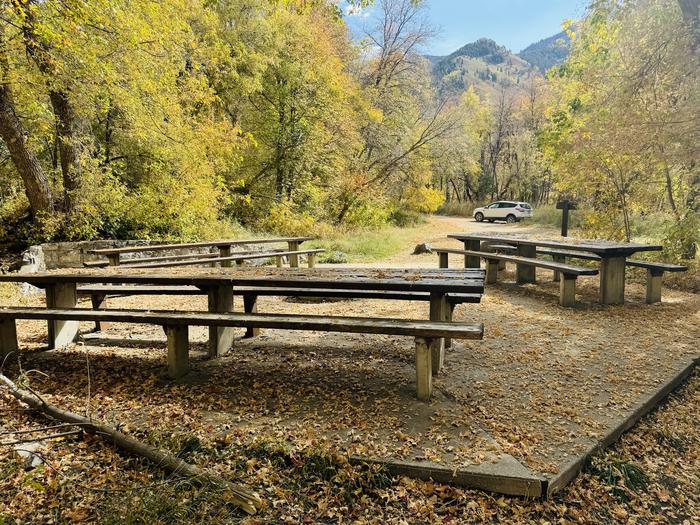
[546,356,699,497]
[348,455,546,498]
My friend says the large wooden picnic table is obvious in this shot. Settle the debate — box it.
[448,233,662,305]
[0,267,484,357]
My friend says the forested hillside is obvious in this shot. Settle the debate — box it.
[0,0,697,259]
[518,31,572,72]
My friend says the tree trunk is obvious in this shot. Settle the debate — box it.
[20,1,81,213]
[49,90,81,211]
[0,84,53,216]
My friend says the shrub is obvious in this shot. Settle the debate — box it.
[436,200,476,217]
[663,211,699,260]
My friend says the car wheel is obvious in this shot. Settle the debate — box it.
[474,212,484,222]
[506,214,517,224]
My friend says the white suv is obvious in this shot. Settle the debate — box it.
[473,201,533,224]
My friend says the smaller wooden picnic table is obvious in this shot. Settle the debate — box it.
[88,237,313,268]
[448,233,662,305]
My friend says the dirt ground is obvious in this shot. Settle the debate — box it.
[1,216,699,523]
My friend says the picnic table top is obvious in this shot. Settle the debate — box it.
[447,233,662,257]
[0,268,485,294]
[87,237,313,255]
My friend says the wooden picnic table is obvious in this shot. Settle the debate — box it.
[0,268,484,361]
[88,237,313,267]
[448,233,662,305]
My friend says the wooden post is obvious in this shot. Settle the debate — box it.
[646,269,663,304]
[207,285,234,358]
[307,253,316,268]
[107,254,120,266]
[516,245,536,284]
[166,325,189,378]
[90,293,109,332]
[463,240,481,268]
[559,275,577,307]
[288,241,300,268]
[242,294,260,338]
[276,256,284,268]
[415,337,433,402]
[552,255,565,282]
[486,259,499,284]
[599,256,626,305]
[0,319,18,360]
[438,252,449,269]
[429,293,446,376]
[219,246,232,268]
[444,302,454,349]
[497,258,506,271]
[46,282,79,349]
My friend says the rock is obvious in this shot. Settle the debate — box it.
[413,243,433,255]
[18,246,45,296]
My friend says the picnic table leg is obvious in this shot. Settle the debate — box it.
[90,293,109,332]
[516,245,536,284]
[429,293,446,375]
[0,319,18,360]
[165,325,189,378]
[646,269,663,304]
[288,241,300,268]
[599,256,626,305]
[462,240,481,268]
[46,282,79,349]
[552,255,565,282]
[486,259,499,284]
[243,294,260,338]
[107,254,120,266]
[219,246,232,268]
[559,275,577,307]
[415,337,433,401]
[276,255,284,268]
[307,253,316,268]
[444,302,455,349]
[207,285,235,358]
[438,252,449,269]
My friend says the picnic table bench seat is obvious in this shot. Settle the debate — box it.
[625,260,688,304]
[436,248,598,307]
[84,249,323,270]
[0,307,484,401]
[77,285,481,336]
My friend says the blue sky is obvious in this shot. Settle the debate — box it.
[345,0,588,55]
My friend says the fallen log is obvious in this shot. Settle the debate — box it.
[0,373,262,515]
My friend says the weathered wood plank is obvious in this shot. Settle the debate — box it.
[0,308,485,340]
[124,249,325,269]
[627,260,688,272]
[88,238,314,255]
[599,256,626,305]
[646,270,663,304]
[428,293,446,375]
[559,275,577,307]
[1,272,485,294]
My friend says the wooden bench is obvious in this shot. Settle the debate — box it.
[85,249,322,270]
[625,260,688,304]
[436,248,599,307]
[87,237,313,268]
[76,285,481,337]
[0,307,483,401]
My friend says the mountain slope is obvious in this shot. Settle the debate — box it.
[431,38,539,100]
[518,31,571,72]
